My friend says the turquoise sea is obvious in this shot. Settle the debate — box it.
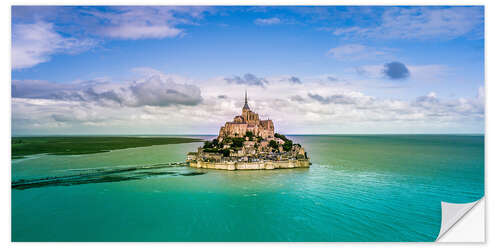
[11,135,484,242]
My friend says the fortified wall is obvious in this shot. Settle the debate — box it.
[189,159,311,170]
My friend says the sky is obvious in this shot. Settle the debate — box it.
[11,6,484,135]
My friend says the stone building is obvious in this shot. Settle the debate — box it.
[218,91,275,141]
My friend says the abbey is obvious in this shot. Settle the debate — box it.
[218,91,275,141]
[186,91,310,171]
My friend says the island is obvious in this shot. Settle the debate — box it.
[186,91,310,170]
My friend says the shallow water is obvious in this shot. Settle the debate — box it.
[11,135,484,242]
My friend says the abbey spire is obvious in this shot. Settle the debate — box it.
[243,90,250,110]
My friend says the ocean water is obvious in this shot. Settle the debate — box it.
[11,135,484,242]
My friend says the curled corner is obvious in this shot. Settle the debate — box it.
[435,197,484,241]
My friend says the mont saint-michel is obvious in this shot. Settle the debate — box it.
[187,92,310,170]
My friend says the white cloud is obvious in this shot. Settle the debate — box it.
[328,44,365,59]
[327,44,389,61]
[11,22,96,70]
[132,67,167,77]
[333,7,483,40]
[254,17,281,25]
[407,64,450,81]
[354,65,384,78]
[104,24,181,40]
[83,6,209,40]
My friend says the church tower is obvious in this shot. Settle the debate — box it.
[241,90,258,123]
[242,90,250,121]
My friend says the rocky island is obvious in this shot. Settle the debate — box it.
[187,91,310,170]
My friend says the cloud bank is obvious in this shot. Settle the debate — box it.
[12,69,484,135]
[13,73,202,107]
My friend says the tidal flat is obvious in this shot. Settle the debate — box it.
[11,136,203,159]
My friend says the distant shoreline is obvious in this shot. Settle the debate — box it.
[11,136,203,159]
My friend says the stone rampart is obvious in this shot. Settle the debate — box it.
[188,159,310,171]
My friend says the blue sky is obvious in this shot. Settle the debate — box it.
[11,6,484,135]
